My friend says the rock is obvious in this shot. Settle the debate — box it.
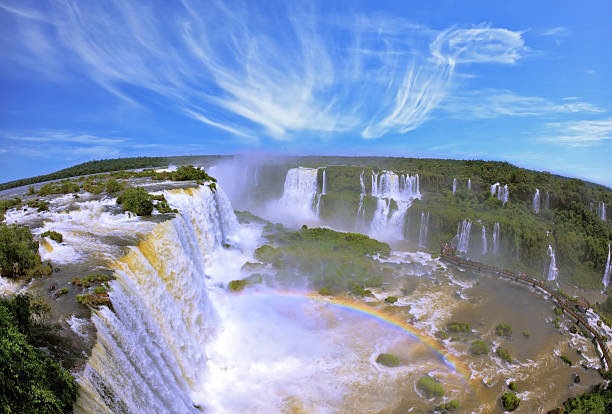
[573,374,581,383]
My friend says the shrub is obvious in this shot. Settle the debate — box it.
[376,353,400,367]
[41,230,63,244]
[522,330,531,338]
[228,280,247,292]
[105,178,123,193]
[93,286,107,295]
[0,223,42,278]
[435,400,459,411]
[318,287,332,296]
[27,185,36,195]
[508,381,517,392]
[470,340,489,355]
[57,288,69,296]
[501,392,520,411]
[385,296,398,304]
[76,294,111,308]
[560,354,573,366]
[495,323,512,337]
[417,375,445,398]
[120,187,153,216]
[447,322,470,333]
[497,347,512,363]
[435,330,450,340]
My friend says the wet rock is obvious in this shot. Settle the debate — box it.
[573,374,581,383]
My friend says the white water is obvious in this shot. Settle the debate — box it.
[543,245,559,281]
[492,222,500,254]
[603,244,612,291]
[533,189,540,214]
[357,171,366,217]
[452,178,457,194]
[370,171,421,239]
[321,169,327,195]
[598,202,607,221]
[468,178,471,190]
[481,225,487,255]
[453,219,472,254]
[278,167,319,222]
[490,183,509,206]
[418,211,429,248]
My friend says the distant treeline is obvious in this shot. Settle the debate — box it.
[0,155,226,191]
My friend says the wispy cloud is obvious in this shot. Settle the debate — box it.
[540,26,568,37]
[0,1,528,140]
[541,117,612,147]
[441,89,604,119]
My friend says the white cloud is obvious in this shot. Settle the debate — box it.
[0,1,528,140]
[441,89,604,119]
[541,117,612,146]
[540,26,568,37]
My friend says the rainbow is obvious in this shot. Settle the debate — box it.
[242,290,473,385]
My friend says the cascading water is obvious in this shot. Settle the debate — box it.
[603,244,612,291]
[452,178,457,194]
[418,211,429,248]
[75,185,239,413]
[492,222,500,254]
[490,183,509,206]
[598,202,607,221]
[321,169,327,195]
[357,171,366,217]
[543,245,559,281]
[467,178,471,190]
[278,167,319,220]
[453,219,472,254]
[369,171,421,239]
[481,225,487,255]
[533,189,540,214]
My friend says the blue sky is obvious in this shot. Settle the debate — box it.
[1,1,611,186]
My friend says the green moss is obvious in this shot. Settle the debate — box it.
[75,294,112,308]
[522,330,531,338]
[385,296,398,304]
[417,375,445,398]
[495,323,512,337]
[120,187,154,216]
[497,347,512,363]
[435,400,460,411]
[93,286,107,295]
[376,353,400,367]
[470,340,489,355]
[501,392,520,411]
[41,230,63,244]
[71,273,113,288]
[446,321,470,333]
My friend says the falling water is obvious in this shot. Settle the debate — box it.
[278,167,319,218]
[357,171,366,216]
[481,225,487,255]
[452,178,457,194]
[453,219,472,254]
[418,211,429,248]
[467,178,471,190]
[603,244,612,291]
[492,222,500,254]
[543,245,559,281]
[533,189,540,214]
[321,169,327,195]
[491,183,509,205]
[598,202,607,221]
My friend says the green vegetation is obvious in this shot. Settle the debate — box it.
[522,330,531,338]
[470,340,489,355]
[501,392,520,411]
[0,294,77,412]
[435,330,450,340]
[553,317,561,329]
[446,321,470,333]
[417,375,445,398]
[119,187,154,216]
[105,178,123,193]
[557,383,612,414]
[435,400,460,411]
[93,286,107,295]
[376,353,400,367]
[41,230,63,243]
[57,287,69,297]
[560,354,574,366]
[70,273,113,288]
[152,195,178,214]
[0,197,22,220]
[76,293,112,308]
[508,381,517,392]
[0,223,44,278]
[496,347,512,363]
[27,199,50,212]
[255,227,390,293]
[495,323,512,337]
[385,296,398,304]
[228,280,247,292]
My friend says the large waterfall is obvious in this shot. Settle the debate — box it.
[278,167,319,220]
[533,189,540,214]
[370,171,421,239]
[543,245,559,281]
[418,211,429,248]
[321,169,327,195]
[492,222,500,254]
[453,219,472,254]
[75,186,239,413]
[603,244,612,291]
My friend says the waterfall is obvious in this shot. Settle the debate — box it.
[481,225,487,255]
[357,171,366,216]
[418,211,429,248]
[543,245,559,281]
[492,222,500,254]
[603,244,612,290]
[533,189,540,214]
[598,202,607,221]
[76,185,239,413]
[468,178,471,190]
[452,178,457,194]
[490,183,509,205]
[278,167,319,218]
[321,169,327,195]
[490,183,499,196]
[453,219,472,254]
[369,171,421,239]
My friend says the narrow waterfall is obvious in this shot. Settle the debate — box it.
[490,183,509,205]
[533,189,540,214]
[452,178,457,194]
[481,225,487,255]
[321,169,327,195]
[467,178,471,190]
[492,222,500,254]
[453,219,472,254]
[603,244,611,291]
[418,211,429,248]
[357,171,366,216]
[278,167,319,218]
[315,193,322,217]
[369,171,421,239]
[598,202,607,221]
[543,245,559,281]
[76,186,238,413]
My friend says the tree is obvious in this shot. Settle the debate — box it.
[120,187,153,216]
[0,223,42,278]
